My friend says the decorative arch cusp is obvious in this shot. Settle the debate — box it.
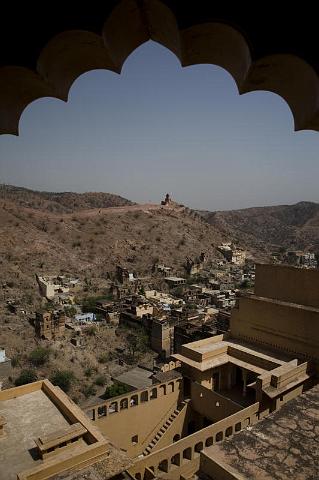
[1,0,319,135]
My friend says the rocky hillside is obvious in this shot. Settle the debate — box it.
[200,201,319,253]
[0,185,134,213]
[0,193,234,308]
[4,186,318,311]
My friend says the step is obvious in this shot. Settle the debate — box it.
[144,405,186,455]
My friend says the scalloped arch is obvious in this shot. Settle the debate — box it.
[1,0,319,135]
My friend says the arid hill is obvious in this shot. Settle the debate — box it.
[0,185,134,213]
[0,191,235,308]
[1,188,239,402]
[200,201,319,253]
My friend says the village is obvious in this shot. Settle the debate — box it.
[1,217,317,408]
[0,214,257,401]
[1,5,319,478]
[1,256,318,480]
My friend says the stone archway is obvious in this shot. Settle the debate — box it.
[1,0,319,135]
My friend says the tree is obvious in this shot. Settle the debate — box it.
[50,370,75,392]
[86,325,97,336]
[240,279,251,289]
[139,286,145,295]
[15,369,37,386]
[82,296,101,313]
[186,303,197,310]
[103,382,131,399]
[98,353,110,363]
[81,384,97,398]
[95,375,106,386]
[64,306,77,317]
[11,355,21,368]
[171,286,184,298]
[29,347,50,367]
[84,367,94,377]
[126,330,148,361]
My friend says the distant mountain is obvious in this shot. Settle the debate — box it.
[199,201,319,253]
[0,185,134,213]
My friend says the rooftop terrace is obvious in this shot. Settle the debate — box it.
[202,383,319,479]
[0,389,72,480]
[173,335,295,374]
[0,380,130,480]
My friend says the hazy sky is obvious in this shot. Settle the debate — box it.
[1,41,319,211]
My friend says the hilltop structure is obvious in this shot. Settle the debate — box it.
[161,193,172,206]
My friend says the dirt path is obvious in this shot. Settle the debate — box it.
[0,201,185,220]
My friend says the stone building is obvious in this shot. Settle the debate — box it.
[34,311,66,340]
[0,349,12,385]
[217,244,246,265]
[161,193,172,206]
[116,266,137,285]
[285,250,317,268]
[2,2,319,479]
[165,276,186,287]
[151,318,175,358]
[85,264,317,480]
[185,252,206,275]
[231,264,319,370]
[0,380,130,480]
[36,274,80,301]
[153,264,173,277]
[2,267,319,479]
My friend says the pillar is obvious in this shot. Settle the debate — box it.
[242,370,247,397]
[227,365,232,390]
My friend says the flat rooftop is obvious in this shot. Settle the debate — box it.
[114,367,153,390]
[0,381,131,480]
[173,336,295,374]
[165,276,185,281]
[0,389,72,480]
[187,338,289,361]
[203,383,319,479]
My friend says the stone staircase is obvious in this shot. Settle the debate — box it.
[142,401,186,456]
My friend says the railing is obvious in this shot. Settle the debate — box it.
[142,401,188,456]
[128,402,260,480]
[139,402,183,454]
[160,360,181,372]
[85,377,183,422]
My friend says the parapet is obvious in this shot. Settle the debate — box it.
[255,263,319,308]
